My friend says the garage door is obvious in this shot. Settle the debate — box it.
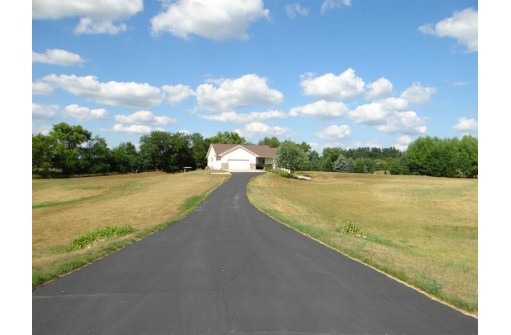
[228,159,250,170]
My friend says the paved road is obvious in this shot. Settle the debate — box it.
[33,172,477,334]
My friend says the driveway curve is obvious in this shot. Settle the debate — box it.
[33,172,477,334]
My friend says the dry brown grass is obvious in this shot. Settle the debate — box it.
[33,171,228,278]
[247,172,478,314]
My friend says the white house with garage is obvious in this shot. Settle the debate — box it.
[206,144,277,171]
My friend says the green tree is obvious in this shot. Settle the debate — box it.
[276,140,309,172]
[32,134,55,176]
[458,135,478,177]
[80,136,112,174]
[404,136,478,177]
[188,132,209,169]
[139,131,175,171]
[139,131,194,172]
[208,131,246,144]
[334,153,347,172]
[258,136,280,148]
[48,122,92,175]
[112,142,139,173]
[308,150,321,171]
[321,147,342,171]
[346,157,354,173]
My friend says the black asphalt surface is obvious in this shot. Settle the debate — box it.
[33,172,477,334]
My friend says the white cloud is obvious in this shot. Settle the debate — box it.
[451,81,468,87]
[400,82,436,105]
[321,0,351,14]
[112,124,152,135]
[453,117,478,131]
[62,104,108,121]
[41,74,163,109]
[151,0,269,41]
[196,74,284,112]
[32,103,59,120]
[114,111,176,126]
[394,135,413,151]
[300,68,365,100]
[285,3,310,18]
[74,17,127,35]
[419,7,478,53]
[365,77,393,99]
[32,124,53,136]
[32,49,85,66]
[235,122,292,138]
[161,84,196,105]
[32,81,54,95]
[350,97,408,124]
[201,110,286,123]
[32,0,143,35]
[375,111,427,134]
[289,100,350,118]
[315,125,351,140]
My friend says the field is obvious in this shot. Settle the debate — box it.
[32,171,228,287]
[247,172,478,315]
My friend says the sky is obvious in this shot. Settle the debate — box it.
[31,0,478,153]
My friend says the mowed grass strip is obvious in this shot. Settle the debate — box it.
[247,172,477,315]
[33,171,228,288]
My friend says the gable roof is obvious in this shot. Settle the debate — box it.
[209,144,276,158]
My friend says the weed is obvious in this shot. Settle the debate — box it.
[68,224,135,251]
[336,220,364,236]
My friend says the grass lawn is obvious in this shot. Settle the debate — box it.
[247,171,478,315]
[32,170,228,288]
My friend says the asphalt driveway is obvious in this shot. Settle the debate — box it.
[33,172,477,334]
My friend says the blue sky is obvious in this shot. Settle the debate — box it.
[32,0,478,152]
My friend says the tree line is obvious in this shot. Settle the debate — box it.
[32,122,477,178]
[32,122,245,177]
[274,136,477,178]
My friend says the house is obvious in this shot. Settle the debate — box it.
[206,144,277,170]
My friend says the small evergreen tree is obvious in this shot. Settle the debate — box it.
[334,154,347,172]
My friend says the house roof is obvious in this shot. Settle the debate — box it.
[210,144,276,158]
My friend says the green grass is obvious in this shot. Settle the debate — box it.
[68,224,135,251]
[248,172,478,315]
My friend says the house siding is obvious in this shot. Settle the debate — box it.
[206,144,276,170]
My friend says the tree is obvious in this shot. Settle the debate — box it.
[80,136,112,174]
[346,157,354,173]
[139,131,175,171]
[258,136,280,148]
[308,150,321,171]
[188,133,209,169]
[48,122,92,175]
[404,136,478,177]
[139,131,194,172]
[458,135,478,177]
[321,147,342,171]
[112,142,139,173]
[32,134,55,176]
[208,131,246,144]
[276,140,309,172]
[334,153,347,172]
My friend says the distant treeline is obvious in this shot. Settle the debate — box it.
[32,122,477,178]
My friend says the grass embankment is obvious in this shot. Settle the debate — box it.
[247,172,477,315]
[33,170,228,288]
